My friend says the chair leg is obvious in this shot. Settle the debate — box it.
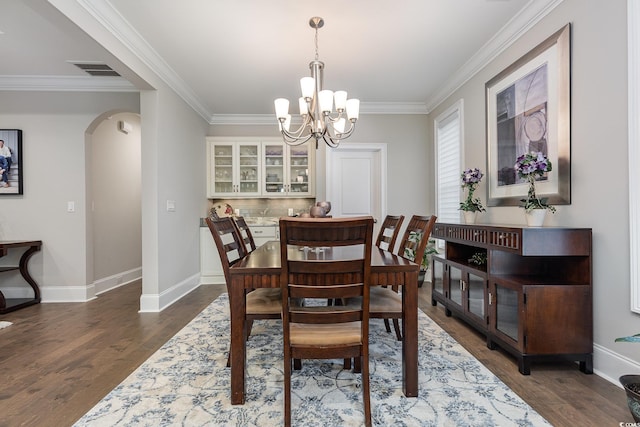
[354,356,362,374]
[392,319,402,341]
[383,319,392,333]
[361,355,372,427]
[226,351,231,368]
[246,319,254,338]
[284,351,292,427]
[343,358,352,370]
[294,359,302,370]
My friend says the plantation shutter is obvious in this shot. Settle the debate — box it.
[435,106,462,225]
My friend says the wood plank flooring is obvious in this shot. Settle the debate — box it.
[0,280,631,426]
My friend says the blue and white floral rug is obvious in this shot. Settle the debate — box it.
[74,294,550,426]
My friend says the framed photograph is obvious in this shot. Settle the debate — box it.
[0,129,23,195]
[486,24,571,207]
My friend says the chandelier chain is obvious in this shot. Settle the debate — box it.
[314,27,319,61]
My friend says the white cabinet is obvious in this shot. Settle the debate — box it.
[200,223,279,284]
[200,227,224,284]
[262,140,314,197]
[207,139,261,198]
[207,137,314,198]
[250,224,278,247]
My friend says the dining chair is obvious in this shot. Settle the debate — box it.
[233,216,257,252]
[376,214,405,252]
[368,214,437,341]
[374,214,405,335]
[279,216,374,427]
[205,216,281,367]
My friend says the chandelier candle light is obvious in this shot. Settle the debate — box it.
[274,17,360,149]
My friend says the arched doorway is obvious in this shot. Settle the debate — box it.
[85,111,142,295]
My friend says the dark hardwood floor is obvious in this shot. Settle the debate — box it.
[0,280,631,426]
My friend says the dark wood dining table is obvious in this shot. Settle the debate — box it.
[228,240,420,405]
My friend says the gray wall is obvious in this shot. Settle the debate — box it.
[0,91,140,300]
[209,114,432,220]
[428,0,637,382]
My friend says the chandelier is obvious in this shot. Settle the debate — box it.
[274,17,360,149]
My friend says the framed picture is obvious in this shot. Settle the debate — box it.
[0,129,23,195]
[486,24,571,207]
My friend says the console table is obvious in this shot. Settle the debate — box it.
[430,223,592,375]
[0,240,42,314]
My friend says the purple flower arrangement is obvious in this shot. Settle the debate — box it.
[514,152,556,212]
[459,168,486,212]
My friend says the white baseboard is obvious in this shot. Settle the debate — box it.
[139,273,201,312]
[199,273,225,285]
[94,267,142,295]
[39,283,97,302]
[593,342,640,387]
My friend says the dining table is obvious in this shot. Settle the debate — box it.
[228,240,420,405]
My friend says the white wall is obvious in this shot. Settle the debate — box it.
[428,0,639,383]
[0,91,140,301]
[139,88,210,312]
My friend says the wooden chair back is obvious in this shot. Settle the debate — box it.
[375,214,405,252]
[279,216,374,427]
[396,215,438,268]
[205,216,248,291]
[233,216,257,252]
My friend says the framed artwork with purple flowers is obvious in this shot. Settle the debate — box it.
[0,129,22,195]
[485,24,571,207]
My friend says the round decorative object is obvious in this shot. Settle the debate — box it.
[525,209,546,227]
[463,211,477,224]
[620,375,640,422]
[309,206,326,218]
[316,201,331,214]
[211,203,233,219]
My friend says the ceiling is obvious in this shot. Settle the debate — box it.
[0,0,560,123]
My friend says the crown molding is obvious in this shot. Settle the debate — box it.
[13,0,561,122]
[209,102,429,125]
[76,0,213,121]
[0,75,136,91]
[424,0,564,113]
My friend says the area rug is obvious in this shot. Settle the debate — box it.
[74,294,550,426]
[0,321,12,329]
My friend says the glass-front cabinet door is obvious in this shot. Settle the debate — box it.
[447,265,463,308]
[262,141,314,197]
[466,271,486,323]
[207,140,261,198]
[490,280,521,348]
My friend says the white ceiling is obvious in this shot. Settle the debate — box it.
[0,0,561,123]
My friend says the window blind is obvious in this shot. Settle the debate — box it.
[435,107,462,225]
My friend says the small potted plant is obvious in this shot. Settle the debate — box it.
[616,334,640,422]
[459,168,486,224]
[405,233,438,287]
[514,151,556,226]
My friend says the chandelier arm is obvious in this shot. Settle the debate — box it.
[280,129,315,146]
[322,134,341,148]
[325,119,356,139]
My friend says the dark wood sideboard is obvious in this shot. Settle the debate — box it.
[0,240,42,314]
[430,223,592,375]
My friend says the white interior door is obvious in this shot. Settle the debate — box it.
[326,143,387,234]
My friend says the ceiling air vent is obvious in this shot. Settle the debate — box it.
[70,62,121,77]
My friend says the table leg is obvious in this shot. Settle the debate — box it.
[230,277,246,405]
[402,271,419,397]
